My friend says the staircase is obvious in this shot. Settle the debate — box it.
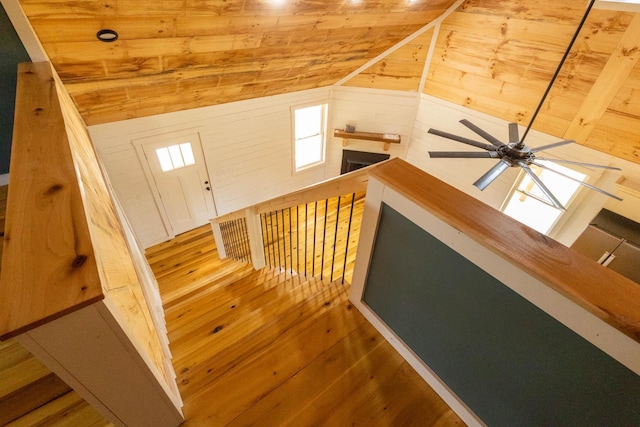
[147,224,462,425]
[0,185,113,426]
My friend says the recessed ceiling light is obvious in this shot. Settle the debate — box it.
[96,29,118,42]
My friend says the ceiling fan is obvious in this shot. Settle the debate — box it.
[427,0,622,210]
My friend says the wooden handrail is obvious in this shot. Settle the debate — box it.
[370,158,640,343]
[0,62,104,339]
[214,164,372,223]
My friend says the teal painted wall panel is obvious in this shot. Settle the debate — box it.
[363,204,640,425]
[0,3,31,174]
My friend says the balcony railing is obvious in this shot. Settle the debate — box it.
[212,167,370,284]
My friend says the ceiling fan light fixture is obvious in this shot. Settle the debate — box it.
[97,29,118,42]
[426,0,622,206]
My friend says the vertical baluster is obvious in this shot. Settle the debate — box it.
[289,207,293,274]
[220,222,227,255]
[236,219,244,261]
[330,196,341,282]
[274,210,281,270]
[243,218,252,263]
[223,222,232,258]
[241,219,248,262]
[231,219,240,260]
[237,219,246,262]
[268,212,275,268]
[269,211,277,268]
[261,214,270,268]
[304,204,308,277]
[230,219,238,260]
[280,209,287,273]
[342,193,357,284]
[226,220,234,259]
[320,198,329,280]
[296,205,300,275]
[312,201,318,277]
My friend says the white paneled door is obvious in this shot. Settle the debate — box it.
[140,132,217,236]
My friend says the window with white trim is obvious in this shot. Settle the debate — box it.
[501,161,586,234]
[293,103,328,171]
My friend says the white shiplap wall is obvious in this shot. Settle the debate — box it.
[90,88,331,248]
[326,86,418,175]
[90,87,639,249]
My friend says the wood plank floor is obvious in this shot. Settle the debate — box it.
[0,185,113,426]
[148,223,465,426]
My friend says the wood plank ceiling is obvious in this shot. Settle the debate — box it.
[21,0,457,125]
[18,0,640,165]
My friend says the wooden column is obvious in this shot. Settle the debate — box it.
[245,207,266,270]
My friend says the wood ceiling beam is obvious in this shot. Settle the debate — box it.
[334,0,464,86]
[563,13,640,143]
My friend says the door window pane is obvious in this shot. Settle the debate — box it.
[156,147,174,172]
[180,142,195,166]
[155,142,195,172]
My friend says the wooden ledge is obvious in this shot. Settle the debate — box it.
[369,158,640,344]
[0,63,104,340]
[334,129,401,151]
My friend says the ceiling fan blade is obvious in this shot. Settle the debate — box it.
[459,119,506,148]
[508,123,519,144]
[473,160,511,191]
[534,158,622,171]
[429,151,499,158]
[428,128,497,151]
[530,139,574,153]
[519,163,565,210]
[532,161,623,202]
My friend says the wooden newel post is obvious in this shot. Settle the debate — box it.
[210,220,227,259]
[245,207,266,270]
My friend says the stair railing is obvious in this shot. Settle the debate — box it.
[212,166,371,283]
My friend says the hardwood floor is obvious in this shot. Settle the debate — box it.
[148,224,464,426]
[0,181,463,425]
[0,185,112,426]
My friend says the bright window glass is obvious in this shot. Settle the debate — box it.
[293,104,327,171]
[155,142,195,172]
[502,161,586,234]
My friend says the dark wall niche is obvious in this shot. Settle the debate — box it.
[340,150,390,174]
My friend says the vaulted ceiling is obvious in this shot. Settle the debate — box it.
[14,0,640,165]
[21,0,457,124]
